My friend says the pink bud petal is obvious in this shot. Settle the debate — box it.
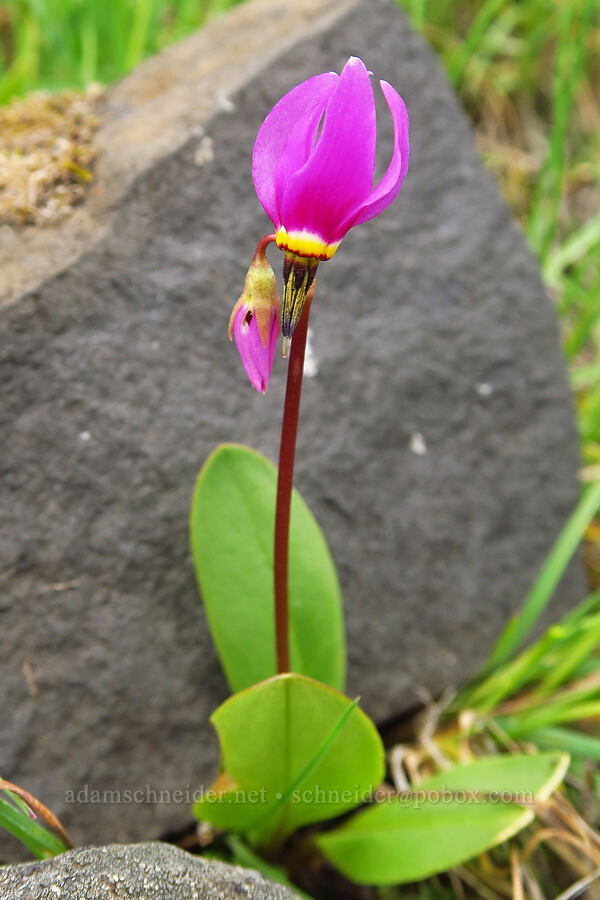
[278,57,377,245]
[232,305,279,393]
[252,72,339,228]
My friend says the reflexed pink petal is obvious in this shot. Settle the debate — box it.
[233,305,279,393]
[252,73,338,227]
[339,80,409,232]
[278,56,377,244]
[266,305,279,364]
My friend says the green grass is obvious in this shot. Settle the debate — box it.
[0,0,245,99]
[399,0,600,467]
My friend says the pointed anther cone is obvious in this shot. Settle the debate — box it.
[281,252,319,340]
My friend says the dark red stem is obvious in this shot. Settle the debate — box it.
[273,287,314,674]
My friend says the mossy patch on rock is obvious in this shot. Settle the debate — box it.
[0,86,102,227]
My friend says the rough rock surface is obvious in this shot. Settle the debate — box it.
[1,0,584,859]
[0,842,300,899]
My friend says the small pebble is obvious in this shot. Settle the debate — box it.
[215,92,235,113]
[303,328,319,377]
[194,136,215,166]
[410,432,427,455]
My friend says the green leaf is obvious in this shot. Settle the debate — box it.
[193,673,384,846]
[190,444,345,692]
[0,793,68,859]
[317,751,569,886]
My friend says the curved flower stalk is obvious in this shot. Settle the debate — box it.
[226,56,409,675]
[252,55,409,340]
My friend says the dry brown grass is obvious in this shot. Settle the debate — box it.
[0,85,103,228]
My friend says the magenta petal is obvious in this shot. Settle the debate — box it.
[233,306,279,393]
[265,305,279,365]
[252,73,338,228]
[339,80,409,232]
[278,56,377,244]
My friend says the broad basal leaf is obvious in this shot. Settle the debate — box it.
[317,751,569,885]
[194,673,384,846]
[190,444,345,693]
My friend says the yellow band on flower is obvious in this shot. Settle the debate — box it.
[275,227,340,261]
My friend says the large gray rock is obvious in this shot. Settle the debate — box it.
[0,842,300,899]
[0,0,583,860]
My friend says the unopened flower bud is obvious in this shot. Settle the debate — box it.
[228,235,281,393]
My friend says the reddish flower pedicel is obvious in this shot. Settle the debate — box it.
[231,56,409,390]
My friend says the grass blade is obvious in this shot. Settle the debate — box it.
[446,0,509,87]
[0,793,67,859]
[525,726,600,761]
[527,0,594,259]
[226,835,314,899]
[485,478,600,669]
[544,212,600,288]
[534,619,600,695]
